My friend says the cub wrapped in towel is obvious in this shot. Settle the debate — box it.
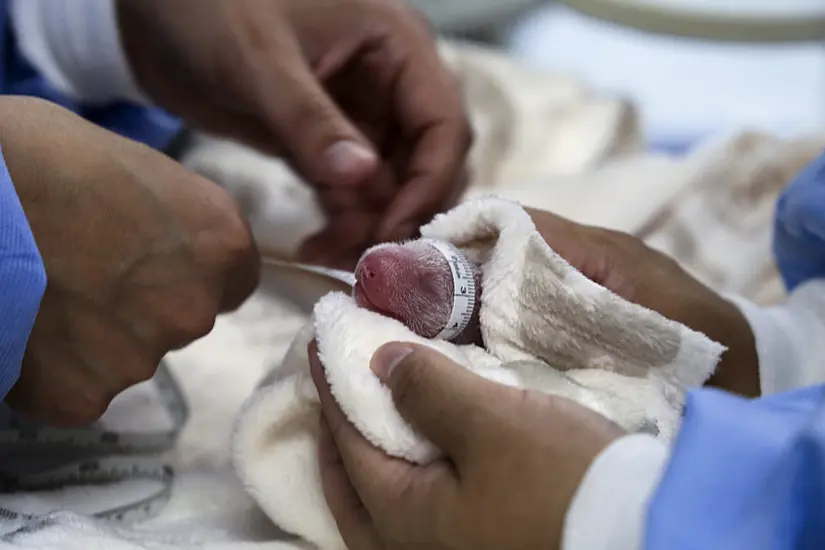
[231,197,725,550]
[353,239,484,346]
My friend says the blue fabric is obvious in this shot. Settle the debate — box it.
[0,0,183,151]
[645,385,825,550]
[0,145,46,400]
[774,149,825,292]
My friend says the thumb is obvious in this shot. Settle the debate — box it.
[371,343,502,465]
[255,41,378,187]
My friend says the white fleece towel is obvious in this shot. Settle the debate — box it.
[231,197,725,550]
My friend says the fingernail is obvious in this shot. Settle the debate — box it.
[371,343,414,381]
[323,140,377,180]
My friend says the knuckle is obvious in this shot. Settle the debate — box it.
[598,227,633,244]
[122,359,159,388]
[618,231,677,269]
[213,205,261,309]
[390,360,426,410]
[195,187,260,287]
[285,99,345,150]
[154,293,220,350]
[171,301,218,343]
[147,288,220,351]
[597,227,646,256]
[374,478,422,542]
[211,195,257,263]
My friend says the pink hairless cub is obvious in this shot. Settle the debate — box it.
[352,240,484,346]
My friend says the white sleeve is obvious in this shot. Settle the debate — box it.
[725,279,825,396]
[562,434,669,550]
[9,0,149,105]
[562,280,825,550]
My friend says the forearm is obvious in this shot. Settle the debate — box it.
[0,146,47,399]
[9,0,147,105]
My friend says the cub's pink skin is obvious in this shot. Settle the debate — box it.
[353,240,483,346]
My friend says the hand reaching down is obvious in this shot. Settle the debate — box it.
[117,0,473,269]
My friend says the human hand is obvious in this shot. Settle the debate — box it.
[524,207,761,397]
[310,341,623,550]
[116,0,472,269]
[2,97,259,427]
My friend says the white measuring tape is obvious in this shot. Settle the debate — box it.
[0,362,187,528]
[420,239,478,341]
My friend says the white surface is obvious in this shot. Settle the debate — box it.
[405,0,542,30]
[10,0,147,104]
[563,434,668,550]
[507,5,825,149]
[628,0,825,17]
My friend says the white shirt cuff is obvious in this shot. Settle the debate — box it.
[725,279,825,396]
[9,0,149,105]
[562,433,669,550]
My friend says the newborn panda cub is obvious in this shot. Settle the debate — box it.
[352,240,484,346]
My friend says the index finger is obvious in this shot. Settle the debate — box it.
[374,25,472,241]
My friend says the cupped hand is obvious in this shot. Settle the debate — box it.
[2,96,260,427]
[525,208,761,397]
[117,0,472,269]
[310,341,623,550]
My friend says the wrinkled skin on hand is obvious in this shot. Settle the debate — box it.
[2,97,259,427]
[311,341,624,550]
[116,0,472,270]
[353,240,483,345]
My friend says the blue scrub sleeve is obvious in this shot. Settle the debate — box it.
[774,149,825,291]
[644,385,825,550]
[0,145,47,400]
[0,0,183,152]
